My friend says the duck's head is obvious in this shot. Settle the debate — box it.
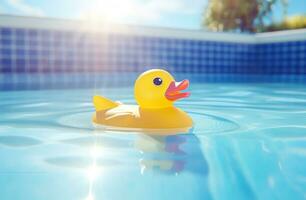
[134,69,190,109]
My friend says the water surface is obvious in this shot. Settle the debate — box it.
[1,83,306,200]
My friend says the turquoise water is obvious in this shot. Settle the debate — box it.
[1,83,306,200]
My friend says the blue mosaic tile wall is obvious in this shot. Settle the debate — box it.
[0,26,306,89]
[0,27,258,74]
[256,41,306,74]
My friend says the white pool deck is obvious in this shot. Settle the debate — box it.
[0,14,306,44]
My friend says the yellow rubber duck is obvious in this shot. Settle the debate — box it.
[92,69,193,132]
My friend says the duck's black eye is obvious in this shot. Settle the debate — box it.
[153,77,162,86]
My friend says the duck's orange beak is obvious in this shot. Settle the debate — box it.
[165,79,190,101]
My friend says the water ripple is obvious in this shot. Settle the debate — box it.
[0,136,42,147]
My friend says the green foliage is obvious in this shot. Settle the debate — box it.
[203,0,288,33]
[260,15,306,32]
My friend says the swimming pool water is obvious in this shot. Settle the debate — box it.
[1,83,306,200]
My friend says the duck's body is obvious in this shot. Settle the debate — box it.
[92,69,193,132]
[93,101,192,129]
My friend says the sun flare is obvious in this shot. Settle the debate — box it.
[81,0,137,23]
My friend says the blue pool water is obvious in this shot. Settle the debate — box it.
[1,83,306,200]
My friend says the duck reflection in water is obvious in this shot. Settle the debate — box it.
[134,130,209,175]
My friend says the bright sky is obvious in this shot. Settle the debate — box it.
[0,0,305,29]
